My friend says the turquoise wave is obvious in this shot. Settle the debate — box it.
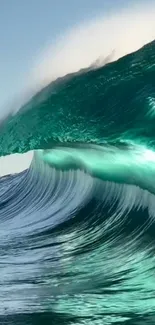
[1,40,155,192]
[1,39,155,324]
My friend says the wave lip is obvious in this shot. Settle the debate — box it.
[35,142,155,195]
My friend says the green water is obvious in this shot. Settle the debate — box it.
[0,40,155,156]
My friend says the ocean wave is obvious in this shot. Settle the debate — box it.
[0,40,155,155]
[1,151,155,324]
[0,39,155,324]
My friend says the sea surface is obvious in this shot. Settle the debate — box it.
[0,40,155,324]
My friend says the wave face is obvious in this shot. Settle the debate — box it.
[0,41,155,324]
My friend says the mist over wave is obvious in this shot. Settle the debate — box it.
[33,4,155,87]
[1,4,155,122]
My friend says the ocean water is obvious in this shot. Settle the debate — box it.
[0,40,155,324]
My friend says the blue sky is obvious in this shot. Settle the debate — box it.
[0,0,152,110]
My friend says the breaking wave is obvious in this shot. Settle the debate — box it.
[0,39,155,324]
